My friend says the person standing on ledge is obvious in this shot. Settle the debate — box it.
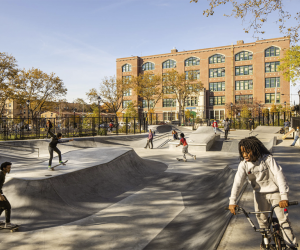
[224,118,230,140]
[47,129,74,170]
[0,162,16,228]
[228,137,297,249]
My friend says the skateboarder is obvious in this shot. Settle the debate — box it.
[0,162,16,228]
[176,133,196,161]
[290,126,299,146]
[212,119,218,134]
[47,129,74,170]
[228,136,297,249]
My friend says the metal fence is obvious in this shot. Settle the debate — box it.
[0,116,149,141]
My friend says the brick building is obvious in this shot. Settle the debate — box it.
[116,37,290,120]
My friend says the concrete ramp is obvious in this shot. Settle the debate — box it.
[254,126,282,134]
[4,148,167,231]
[194,126,224,134]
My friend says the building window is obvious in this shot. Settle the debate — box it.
[122,75,131,83]
[265,93,280,104]
[162,59,176,69]
[209,82,225,92]
[235,95,253,104]
[235,80,253,90]
[185,57,200,66]
[209,68,225,78]
[142,100,155,108]
[163,112,176,121]
[209,54,225,64]
[122,100,132,108]
[235,51,253,61]
[123,88,132,96]
[163,99,176,107]
[185,70,200,80]
[265,62,280,72]
[142,62,155,71]
[9,103,11,107]
[122,64,132,72]
[209,110,225,120]
[209,96,225,106]
[185,97,198,106]
[163,86,174,94]
[265,46,280,57]
[265,77,280,88]
[235,65,253,76]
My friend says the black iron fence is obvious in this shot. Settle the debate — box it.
[0,116,149,141]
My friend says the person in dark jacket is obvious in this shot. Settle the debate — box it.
[249,119,254,131]
[0,162,15,228]
[224,118,230,140]
[46,120,53,138]
[48,129,74,170]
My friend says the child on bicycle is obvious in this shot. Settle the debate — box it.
[228,136,297,249]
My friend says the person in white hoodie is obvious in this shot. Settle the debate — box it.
[228,136,297,249]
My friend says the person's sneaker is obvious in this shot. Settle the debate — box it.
[183,159,187,162]
[4,222,16,228]
[0,220,5,225]
[60,161,66,165]
[290,145,294,146]
[193,155,196,160]
[48,166,52,171]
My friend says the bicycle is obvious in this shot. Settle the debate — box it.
[226,201,298,250]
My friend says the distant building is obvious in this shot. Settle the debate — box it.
[116,37,290,120]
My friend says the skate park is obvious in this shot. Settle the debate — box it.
[0,125,299,250]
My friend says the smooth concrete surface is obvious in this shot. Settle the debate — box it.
[0,128,293,250]
[218,139,300,250]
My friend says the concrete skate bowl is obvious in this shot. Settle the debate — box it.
[3,149,167,231]
[254,126,282,134]
[143,166,238,250]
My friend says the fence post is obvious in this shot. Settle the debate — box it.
[126,117,128,135]
[277,112,279,126]
[134,117,136,134]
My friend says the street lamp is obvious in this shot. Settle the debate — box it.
[98,96,102,127]
[26,100,30,131]
[73,108,77,129]
[258,104,261,125]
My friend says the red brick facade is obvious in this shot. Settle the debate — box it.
[116,37,290,120]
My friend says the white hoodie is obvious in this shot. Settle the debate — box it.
[229,154,289,205]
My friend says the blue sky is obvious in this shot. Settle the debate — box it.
[1,0,299,104]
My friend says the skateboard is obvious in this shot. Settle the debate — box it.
[50,160,68,171]
[0,223,20,233]
[176,158,187,162]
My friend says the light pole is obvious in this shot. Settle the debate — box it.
[73,108,77,129]
[258,104,261,126]
[26,100,30,131]
[98,96,102,128]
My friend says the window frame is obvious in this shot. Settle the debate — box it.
[142,62,155,71]
[122,64,132,72]
[265,46,280,57]
[235,51,253,61]
[185,57,200,67]
[162,59,176,69]
[209,54,225,64]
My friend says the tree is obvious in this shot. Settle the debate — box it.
[190,0,300,44]
[86,76,130,114]
[16,68,67,118]
[131,72,162,110]
[163,69,203,123]
[124,102,138,118]
[278,45,300,84]
[0,52,19,116]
